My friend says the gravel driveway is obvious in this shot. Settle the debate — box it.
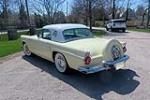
[0,31,150,100]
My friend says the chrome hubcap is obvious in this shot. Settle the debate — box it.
[55,54,67,73]
[23,45,31,56]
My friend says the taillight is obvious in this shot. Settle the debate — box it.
[84,52,91,65]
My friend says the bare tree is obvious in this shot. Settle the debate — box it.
[136,5,145,25]
[32,0,65,24]
[0,0,10,28]
[125,0,130,21]
[88,0,92,30]
[71,0,98,29]
[147,0,150,27]
[97,0,112,24]
[112,0,116,19]
[71,0,88,25]
[115,0,126,19]
[25,0,31,27]
[0,0,9,18]
[18,0,28,28]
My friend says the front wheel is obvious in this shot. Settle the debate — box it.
[23,44,32,56]
[54,53,70,74]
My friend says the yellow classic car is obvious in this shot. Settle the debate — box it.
[21,24,129,74]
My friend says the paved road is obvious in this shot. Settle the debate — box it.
[0,31,150,100]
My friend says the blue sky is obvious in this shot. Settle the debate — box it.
[62,0,73,15]
[130,0,147,9]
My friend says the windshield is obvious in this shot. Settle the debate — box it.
[63,28,93,41]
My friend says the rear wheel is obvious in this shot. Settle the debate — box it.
[23,44,32,56]
[54,53,70,74]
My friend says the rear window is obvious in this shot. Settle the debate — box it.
[63,28,93,41]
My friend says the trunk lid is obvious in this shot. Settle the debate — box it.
[63,37,124,61]
[63,38,111,57]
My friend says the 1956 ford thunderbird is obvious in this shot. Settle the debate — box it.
[21,24,129,74]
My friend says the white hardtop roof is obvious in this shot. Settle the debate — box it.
[43,24,88,31]
[42,24,89,42]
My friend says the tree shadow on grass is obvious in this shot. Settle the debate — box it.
[23,55,140,100]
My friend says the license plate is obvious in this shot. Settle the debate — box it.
[115,62,125,70]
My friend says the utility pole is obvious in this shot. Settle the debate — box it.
[126,0,130,21]
[66,1,69,16]
[25,0,31,28]
[147,0,150,28]
[112,0,116,19]
[88,0,92,31]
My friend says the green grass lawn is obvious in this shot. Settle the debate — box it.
[0,39,22,57]
[93,29,106,36]
[0,31,29,57]
[128,28,150,33]
[0,34,8,41]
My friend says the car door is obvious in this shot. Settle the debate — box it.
[38,29,53,61]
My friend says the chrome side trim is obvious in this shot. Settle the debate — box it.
[78,55,129,74]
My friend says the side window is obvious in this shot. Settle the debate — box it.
[63,29,75,40]
[63,29,74,36]
[42,29,51,40]
[75,29,90,37]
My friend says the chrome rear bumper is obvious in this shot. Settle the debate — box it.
[78,55,129,74]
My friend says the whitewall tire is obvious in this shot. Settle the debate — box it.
[23,44,31,56]
[54,53,70,73]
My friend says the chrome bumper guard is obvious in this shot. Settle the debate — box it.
[78,55,129,74]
